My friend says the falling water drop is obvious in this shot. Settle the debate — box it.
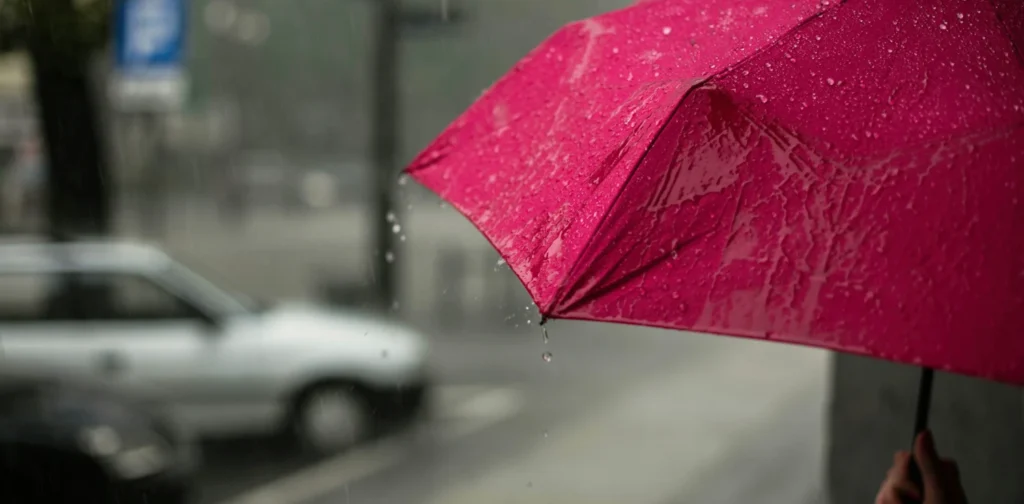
[542,352,553,363]
[397,174,409,186]
[386,211,396,222]
[392,224,401,233]
[385,251,395,263]
[542,326,549,344]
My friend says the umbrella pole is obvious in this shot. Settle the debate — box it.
[912,367,935,437]
[907,367,934,498]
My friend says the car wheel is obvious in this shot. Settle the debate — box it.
[291,384,370,456]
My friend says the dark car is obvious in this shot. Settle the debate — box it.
[0,369,199,503]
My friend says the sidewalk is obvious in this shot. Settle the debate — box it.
[422,338,830,504]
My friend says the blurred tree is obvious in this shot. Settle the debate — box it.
[0,0,113,238]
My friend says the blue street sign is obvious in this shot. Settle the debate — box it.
[112,0,188,110]
[114,0,186,75]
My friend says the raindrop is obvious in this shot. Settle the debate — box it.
[386,211,396,222]
[542,352,553,363]
[527,319,532,325]
[391,300,400,311]
[385,251,395,263]
[939,23,947,30]
[439,201,448,209]
[400,235,407,242]
[381,349,389,358]
[612,47,619,54]
[397,174,409,186]
[827,78,835,86]
[392,224,401,233]
[543,430,549,438]
[956,12,964,20]
[662,26,672,35]
[755,94,768,103]
[542,326,549,344]
[496,258,507,268]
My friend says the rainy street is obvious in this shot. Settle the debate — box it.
[117,200,831,504]
[195,320,829,504]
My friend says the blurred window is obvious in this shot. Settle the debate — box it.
[78,273,197,321]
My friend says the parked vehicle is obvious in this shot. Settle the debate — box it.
[0,240,432,455]
[0,367,198,504]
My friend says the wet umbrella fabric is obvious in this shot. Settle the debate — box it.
[406,0,1024,386]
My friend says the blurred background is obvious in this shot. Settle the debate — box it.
[0,1,1017,504]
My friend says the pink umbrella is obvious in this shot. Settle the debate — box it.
[406,0,1024,437]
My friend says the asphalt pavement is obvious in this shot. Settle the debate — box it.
[194,322,829,504]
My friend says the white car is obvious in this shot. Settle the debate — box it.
[0,241,431,454]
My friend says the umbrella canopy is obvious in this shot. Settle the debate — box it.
[407,0,1024,384]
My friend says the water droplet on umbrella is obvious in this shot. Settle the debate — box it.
[612,47,619,54]
[662,26,672,35]
[542,352,553,363]
[956,12,964,20]
[939,23,947,30]
[756,94,768,103]
[827,78,835,86]
[385,251,395,263]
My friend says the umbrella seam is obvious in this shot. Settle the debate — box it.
[986,0,1024,67]
[547,80,707,316]
[546,2,845,316]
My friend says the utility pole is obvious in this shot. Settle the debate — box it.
[370,0,400,309]
[368,0,463,309]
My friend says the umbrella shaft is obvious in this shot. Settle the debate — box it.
[913,367,934,437]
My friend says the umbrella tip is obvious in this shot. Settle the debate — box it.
[539,316,548,326]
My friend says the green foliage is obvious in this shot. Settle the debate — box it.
[0,0,112,62]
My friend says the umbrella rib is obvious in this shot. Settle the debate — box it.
[986,0,1024,67]
[548,81,708,316]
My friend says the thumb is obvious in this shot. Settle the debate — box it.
[913,430,942,490]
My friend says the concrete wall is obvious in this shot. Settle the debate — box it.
[828,354,1024,503]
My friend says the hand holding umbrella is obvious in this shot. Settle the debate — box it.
[877,431,969,504]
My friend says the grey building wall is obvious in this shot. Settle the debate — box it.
[828,354,1024,503]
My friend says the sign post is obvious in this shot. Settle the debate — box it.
[110,0,188,111]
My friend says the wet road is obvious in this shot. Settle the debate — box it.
[196,322,829,504]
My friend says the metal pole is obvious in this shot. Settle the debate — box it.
[370,0,400,309]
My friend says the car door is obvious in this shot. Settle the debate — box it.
[0,270,98,377]
[77,271,276,437]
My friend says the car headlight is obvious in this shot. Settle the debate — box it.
[78,425,171,480]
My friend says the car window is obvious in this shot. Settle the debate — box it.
[0,272,54,321]
[80,273,197,321]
